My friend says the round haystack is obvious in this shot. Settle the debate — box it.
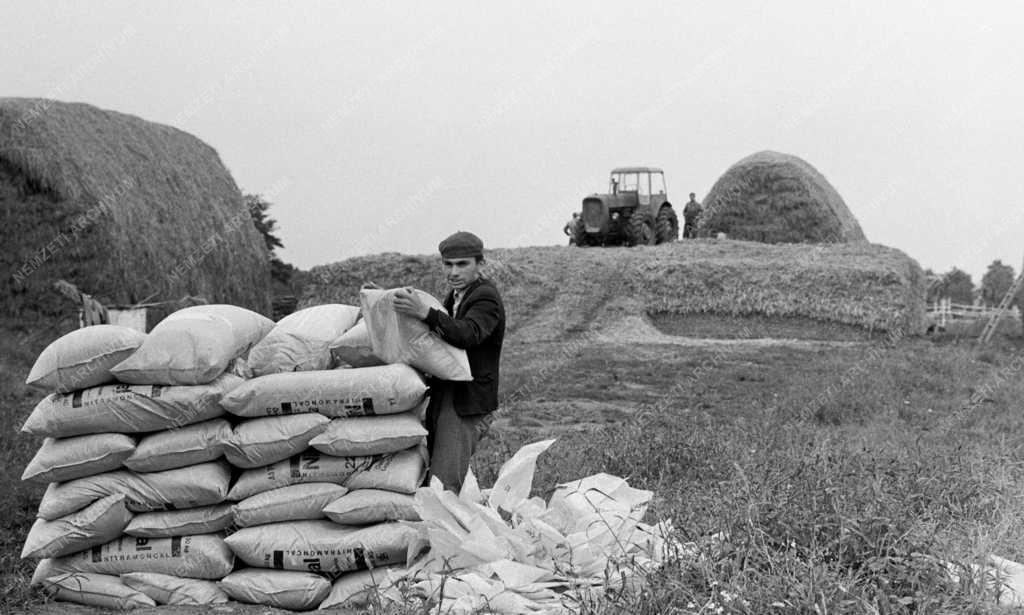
[699,151,866,244]
[0,98,271,322]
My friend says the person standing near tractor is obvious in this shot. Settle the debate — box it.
[564,212,580,245]
[683,192,703,238]
[392,231,506,493]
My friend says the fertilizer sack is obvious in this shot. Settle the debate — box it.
[111,304,273,385]
[37,461,231,520]
[224,519,418,574]
[21,495,131,559]
[124,504,234,538]
[360,288,472,381]
[33,534,234,580]
[330,319,386,368]
[220,364,427,418]
[42,572,157,610]
[232,483,348,528]
[220,568,331,611]
[323,489,420,525]
[319,566,404,610]
[27,325,146,393]
[121,572,228,606]
[248,304,360,375]
[309,412,427,457]
[22,373,239,438]
[124,419,231,472]
[223,413,330,469]
[228,447,426,500]
[22,433,136,483]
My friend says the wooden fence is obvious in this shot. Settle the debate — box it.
[927,298,1021,328]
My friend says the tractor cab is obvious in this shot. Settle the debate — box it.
[570,167,677,247]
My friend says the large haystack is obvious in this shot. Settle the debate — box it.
[303,241,927,340]
[0,98,271,322]
[699,151,866,244]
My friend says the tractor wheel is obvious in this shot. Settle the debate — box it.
[570,217,591,247]
[626,213,655,246]
[655,205,679,244]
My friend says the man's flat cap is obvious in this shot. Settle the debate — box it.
[439,231,484,259]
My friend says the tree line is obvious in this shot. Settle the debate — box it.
[926,260,1021,306]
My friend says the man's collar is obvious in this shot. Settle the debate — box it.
[453,277,483,296]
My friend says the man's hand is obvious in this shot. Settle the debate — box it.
[393,287,430,320]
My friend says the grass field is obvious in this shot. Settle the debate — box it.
[4,321,1024,613]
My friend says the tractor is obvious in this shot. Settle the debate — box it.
[571,167,679,247]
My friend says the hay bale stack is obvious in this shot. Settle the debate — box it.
[0,98,271,321]
[302,241,926,339]
[699,150,866,244]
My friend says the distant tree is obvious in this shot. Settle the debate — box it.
[981,260,1015,306]
[938,268,974,304]
[244,193,293,291]
[245,193,284,253]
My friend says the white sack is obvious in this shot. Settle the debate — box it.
[220,568,330,611]
[111,304,273,385]
[21,373,239,438]
[42,572,156,610]
[360,288,472,380]
[248,304,361,375]
[124,504,234,538]
[21,495,131,559]
[35,534,234,579]
[232,483,349,528]
[228,447,426,500]
[223,413,329,469]
[22,433,136,483]
[309,412,427,457]
[224,520,418,574]
[220,364,427,418]
[329,319,386,368]
[37,461,231,520]
[324,489,420,525]
[124,419,231,472]
[121,571,229,605]
[27,325,146,393]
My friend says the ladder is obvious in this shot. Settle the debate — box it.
[978,266,1024,344]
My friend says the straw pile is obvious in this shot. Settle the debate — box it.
[303,241,927,339]
[0,98,271,320]
[698,150,867,244]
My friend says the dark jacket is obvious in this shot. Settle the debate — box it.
[423,277,505,416]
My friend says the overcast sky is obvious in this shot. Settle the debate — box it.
[3,1,1023,283]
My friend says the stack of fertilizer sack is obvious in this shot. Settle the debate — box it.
[19,289,472,611]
